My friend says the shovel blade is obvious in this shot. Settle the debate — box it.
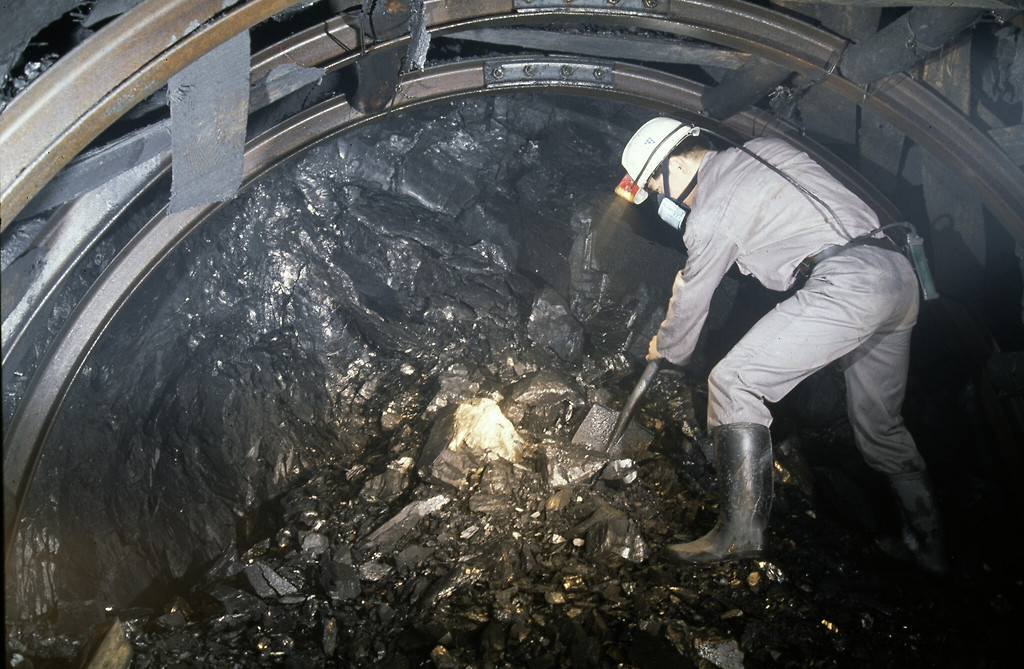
[571,404,652,456]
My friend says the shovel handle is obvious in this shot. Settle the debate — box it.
[606,359,662,451]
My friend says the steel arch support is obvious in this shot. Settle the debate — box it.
[0,0,307,227]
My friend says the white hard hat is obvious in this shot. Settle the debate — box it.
[617,118,700,204]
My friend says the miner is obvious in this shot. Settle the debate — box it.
[616,117,948,574]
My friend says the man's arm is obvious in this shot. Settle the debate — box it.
[653,235,739,366]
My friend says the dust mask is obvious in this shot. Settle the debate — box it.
[656,157,697,230]
[657,196,689,230]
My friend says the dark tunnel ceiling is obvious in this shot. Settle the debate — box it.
[2,1,1024,560]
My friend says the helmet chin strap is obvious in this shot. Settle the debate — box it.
[661,157,698,205]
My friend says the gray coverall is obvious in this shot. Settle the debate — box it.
[655,138,925,475]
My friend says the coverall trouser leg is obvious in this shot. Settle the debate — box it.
[706,245,923,475]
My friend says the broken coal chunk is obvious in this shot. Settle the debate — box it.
[479,620,507,659]
[359,560,393,582]
[417,397,524,489]
[468,492,508,515]
[430,644,465,669]
[774,435,816,499]
[527,285,583,361]
[507,369,585,435]
[156,610,186,629]
[422,563,483,608]
[601,458,639,486]
[300,531,329,557]
[479,459,518,496]
[245,561,299,598]
[545,590,567,605]
[585,516,649,564]
[540,443,608,488]
[470,459,526,513]
[205,583,263,617]
[322,617,339,656]
[362,494,452,551]
[509,370,583,407]
[205,547,246,581]
[395,544,434,571]
[544,486,575,512]
[427,363,483,412]
[321,559,361,602]
[576,501,649,563]
[693,633,745,669]
[360,456,415,503]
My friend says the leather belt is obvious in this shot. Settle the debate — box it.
[795,236,901,280]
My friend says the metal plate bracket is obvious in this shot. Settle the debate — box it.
[484,57,614,88]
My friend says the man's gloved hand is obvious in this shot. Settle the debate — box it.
[647,334,664,362]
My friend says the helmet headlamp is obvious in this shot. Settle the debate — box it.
[618,118,701,205]
[615,174,647,204]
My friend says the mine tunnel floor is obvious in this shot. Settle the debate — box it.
[10,393,1021,669]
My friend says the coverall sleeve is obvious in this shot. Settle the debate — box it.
[655,231,739,366]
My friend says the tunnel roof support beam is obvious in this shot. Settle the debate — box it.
[17,62,327,221]
[839,7,985,86]
[448,28,750,70]
[700,56,793,120]
[0,0,307,229]
[780,0,1020,17]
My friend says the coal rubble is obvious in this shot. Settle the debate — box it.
[6,95,1021,667]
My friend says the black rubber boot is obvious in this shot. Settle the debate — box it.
[666,423,773,564]
[887,470,950,575]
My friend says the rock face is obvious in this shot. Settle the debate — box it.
[7,92,679,632]
[528,286,584,361]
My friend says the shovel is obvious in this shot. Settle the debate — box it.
[572,359,661,456]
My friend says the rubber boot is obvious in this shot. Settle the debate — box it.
[666,423,773,564]
[887,470,950,575]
